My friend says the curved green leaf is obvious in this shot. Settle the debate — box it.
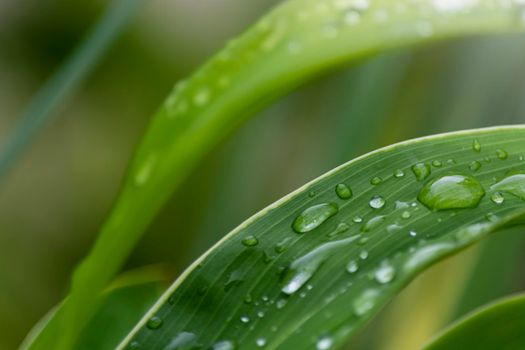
[424,293,525,350]
[58,1,525,348]
[119,126,525,349]
[20,267,165,350]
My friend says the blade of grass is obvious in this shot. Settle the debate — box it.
[0,0,143,182]
[56,1,525,348]
[120,126,525,349]
[424,293,525,350]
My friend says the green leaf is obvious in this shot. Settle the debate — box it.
[424,293,525,350]
[21,267,165,350]
[118,126,525,349]
[57,1,525,348]
[0,0,143,181]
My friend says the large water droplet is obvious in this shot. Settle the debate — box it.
[242,235,259,247]
[292,203,339,233]
[212,340,236,350]
[418,175,485,211]
[412,163,431,181]
[335,183,353,199]
[281,235,360,295]
[353,289,380,316]
[146,316,163,330]
[374,262,396,284]
[369,195,386,209]
[490,173,525,200]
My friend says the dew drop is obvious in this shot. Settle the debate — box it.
[335,183,353,199]
[128,341,140,350]
[146,316,163,330]
[409,230,417,237]
[403,242,455,273]
[242,235,259,247]
[370,176,382,185]
[281,236,360,295]
[490,173,525,200]
[224,270,244,291]
[418,174,485,211]
[327,222,350,238]
[386,224,402,234]
[472,139,481,152]
[496,149,508,160]
[240,315,250,324]
[164,332,199,349]
[346,260,359,273]
[212,340,236,350]
[369,195,386,209]
[469,161,481,171]
[432,160,442,167]
[275,237,293,253]
[352,215,363,223]
[353,289,380,316]
[412,163,431,181]
[276,297,288,309]
[292,203,339,233]
[401,211,411,219]
[256,338,266,347]
[361,215,386,232]
[374,262,396,284]
[490,192,505,205]
[244,294,253,304]
[316,336,333,350]
[359,250,369,260]
[394,169,405,178]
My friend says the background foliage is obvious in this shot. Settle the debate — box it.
[1,0,525,349]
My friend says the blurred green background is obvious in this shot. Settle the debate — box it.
[1,1,525,349]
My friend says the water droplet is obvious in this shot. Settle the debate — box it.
[257,311,265,318]
[469,161,481,171]
[327,222,350,238]
[224,270,244,291]
[432,160,442,167]
[472,139,481,152]
[164,332,200,350]
[412,163,431,181]
[403,242,455,272]
[401,211,411,219]
[128,341,140,350]
[212,340,236,350]
[281,235,360,295]
[374,262,396,284]
[353,289,380,316]
[193,88,210,106]
[352,215,363,223]
[335,183,353,199]
[370,176,382,185]
[244,294,253,304]
[346,260,359,273]
[409,230,417,237]
[256,338,266,347]
[276,297,288,309]
[357,236,369,245]
[308,191,316,198]
[359,250,369,260]
[418,174,485,211]
[486,212,499,223]
[447,159,456,165]
[292,203,339,233]
[242,235,259,247]
[240,315,250,323]
[386,224,402,234]
[490,173,525,200]
[490,192,505,205]
[134,154,157,186]
[369,195,386,209]
[496,149,508,160]
[361,215,386,232]
[394,169,405,178]
[275,237,293,253]
[146,316,163,330]
[317,336,333,350]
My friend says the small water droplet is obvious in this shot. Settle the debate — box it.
[128,341,140,350]
[352,215,363,223]
[486,212,499,222]
[242,235,259,247]
[240,315,250,324]
[164,332,199,349]
[292,203,339,233]
[361,215,386,232]
[432,160,442,167]
[275,237,293,253]
[317,336,333,350]
[257,311,265,318]
[146,316,163,330]
[409,230,417,237]
[418,174,485,211]
[327,222,350,238]
[469,161,481,171]
[256,338,266,347]
[370,176,382,185]
[359,250,369,260]
[446,159,456,165]
[224,270,244,291]
[401,211,411,219]
[353,289,380,316]
[346,260,359,273]
[212,340,236,350]
[496,149,509,160]
[244,294,253,304]
[374,262,396,284]
[357,236,369,245]
[281,236,360,295]
[276,297,288,309]
[394,169,405,178]
[412,163,431,181]
[308,190,316,198]
[193,88,210,106]
[404,242,455,272]
[490,173,525,200]
[472,139,481,152]
[134,154,157,186]
[490,192,505,204]
[386,224,402,234]
[335,183,353,199]
[369,195,386,209]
